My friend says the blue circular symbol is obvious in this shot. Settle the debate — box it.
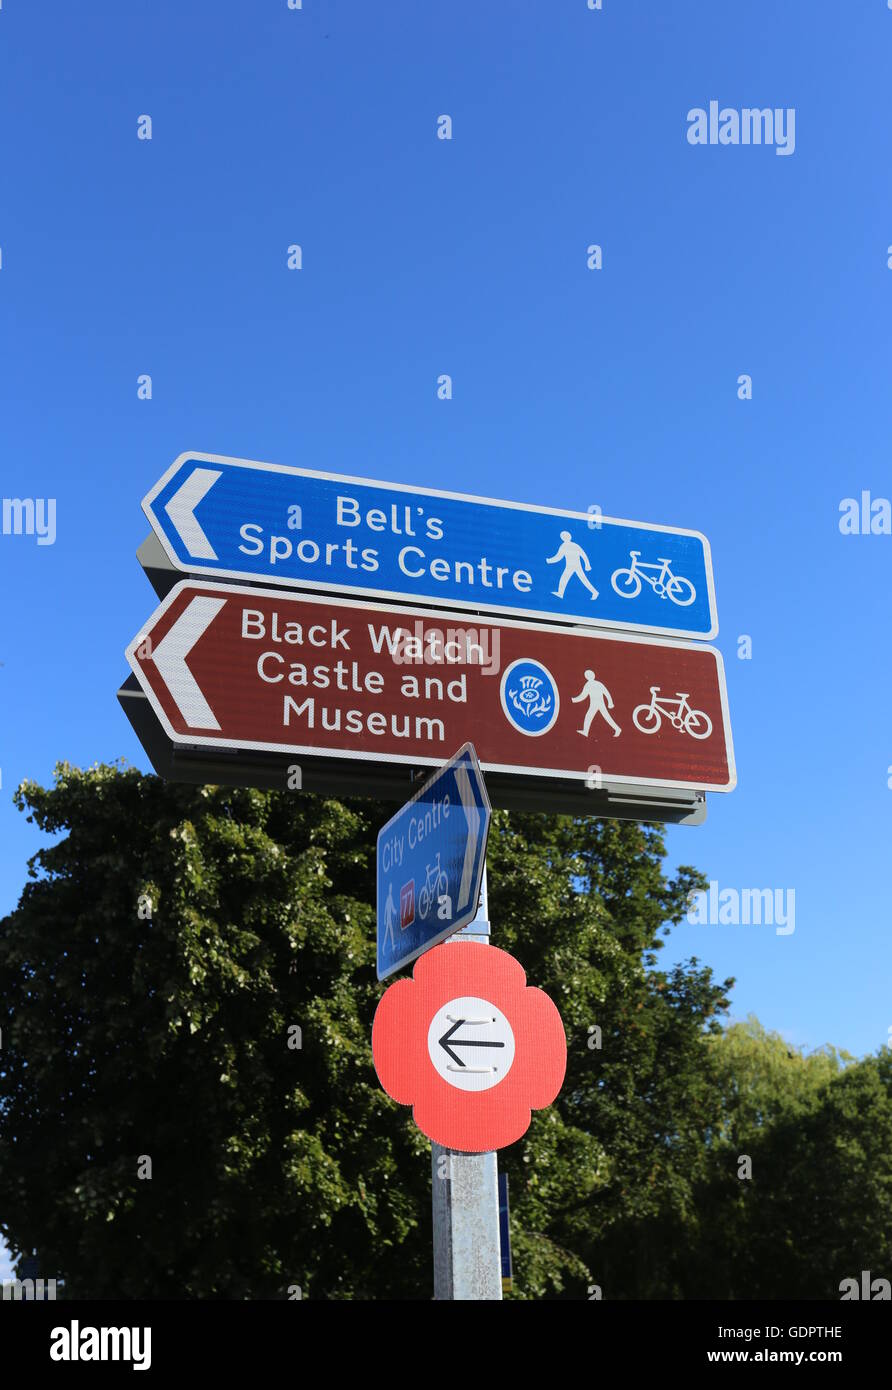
[500,658,560,737]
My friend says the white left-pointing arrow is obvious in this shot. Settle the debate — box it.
[455,763,481,913]
[164,467,222,560]
[151,596,226,729]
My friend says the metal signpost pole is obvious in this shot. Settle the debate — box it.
[431,867,502,1300]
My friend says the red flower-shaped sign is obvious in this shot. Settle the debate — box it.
[372,942,566,1153]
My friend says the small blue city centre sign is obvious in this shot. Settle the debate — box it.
[376,744,491,981]
[143,452,718,640]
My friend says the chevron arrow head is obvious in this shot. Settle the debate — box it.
[164,467,222,560]
[438,1018,465,1067]
[151,594,226,729]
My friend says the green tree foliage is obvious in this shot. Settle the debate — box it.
[677,1021,892,1299]
[1,764,889,1300]
[598,1019,892,1299]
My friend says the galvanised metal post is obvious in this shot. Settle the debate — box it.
[431,867,502,1300]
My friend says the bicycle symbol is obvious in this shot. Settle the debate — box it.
[417,853,449,921]
[632,687,713,740]
[611,551,696,606]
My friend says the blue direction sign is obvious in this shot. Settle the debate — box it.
[143,452,718,639]
[376,743,491,980]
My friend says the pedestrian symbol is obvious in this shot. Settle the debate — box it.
[546,531,599,601]
[383,881,398,951]
[572,669,621,738]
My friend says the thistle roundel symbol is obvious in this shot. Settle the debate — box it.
[499,658,560,737]
[510,673,551,720]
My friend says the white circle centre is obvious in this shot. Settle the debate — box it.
[427,995,516,1092]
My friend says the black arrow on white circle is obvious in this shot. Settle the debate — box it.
[438,1018,506,1069]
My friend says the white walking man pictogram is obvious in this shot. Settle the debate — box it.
[383,882,398,952]
[546,531,599,600]
[571,668,621,738]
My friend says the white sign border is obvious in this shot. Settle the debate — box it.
[142,451,720,641]
[125,582,737,793]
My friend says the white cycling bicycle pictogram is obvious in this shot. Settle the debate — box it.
[417,853,449,921]
[632,687,713,740]
[611,551,696,606]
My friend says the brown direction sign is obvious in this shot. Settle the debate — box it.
[125,581,735,793]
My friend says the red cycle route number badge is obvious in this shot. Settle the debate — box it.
[372,942,567,1153]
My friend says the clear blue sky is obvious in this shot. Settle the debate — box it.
[1,0,890,1152]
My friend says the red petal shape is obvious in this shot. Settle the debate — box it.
[371,942,567,1153]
